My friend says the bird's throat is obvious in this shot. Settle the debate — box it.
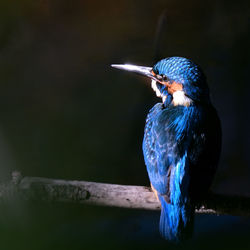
[172,91,193,107]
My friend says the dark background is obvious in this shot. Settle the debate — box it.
[0,0,249,249]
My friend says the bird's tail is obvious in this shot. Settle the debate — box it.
[158,195,194,243]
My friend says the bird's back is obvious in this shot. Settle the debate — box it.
[143,102,221,241]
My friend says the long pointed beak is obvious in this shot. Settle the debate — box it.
[111,64,159,82]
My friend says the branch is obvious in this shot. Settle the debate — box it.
[1,172,250,216]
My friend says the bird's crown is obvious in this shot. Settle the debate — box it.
[153,57,205,86]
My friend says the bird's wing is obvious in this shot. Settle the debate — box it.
[143,104,190,204]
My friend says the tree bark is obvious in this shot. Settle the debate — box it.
[0,172,249,217]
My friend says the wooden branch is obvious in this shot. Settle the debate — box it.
[0,172,250,217]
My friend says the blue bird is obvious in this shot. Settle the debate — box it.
[111,57,221,242]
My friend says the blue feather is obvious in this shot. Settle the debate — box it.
[142,57,221,242]
[159,151,194,242]
[112,56,221,242]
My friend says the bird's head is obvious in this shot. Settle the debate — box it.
[112,56,210,107]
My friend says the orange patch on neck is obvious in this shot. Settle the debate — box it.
[164,81,183,95]
[150,70,183,95]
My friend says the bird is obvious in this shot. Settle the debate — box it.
[111,56,221,242]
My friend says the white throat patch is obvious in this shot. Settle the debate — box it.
[151,80,167,103]
[151,80,161,97]
[172,90,192,106]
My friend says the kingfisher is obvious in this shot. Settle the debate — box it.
[111,57,221,242]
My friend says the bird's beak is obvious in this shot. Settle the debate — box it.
[111,64,159,82]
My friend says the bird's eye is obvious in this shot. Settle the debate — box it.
[155,74,168,82]
[162,75,168,81]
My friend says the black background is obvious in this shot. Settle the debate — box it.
[0,0,249,249]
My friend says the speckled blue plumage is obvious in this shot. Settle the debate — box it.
[143,57,221,242]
